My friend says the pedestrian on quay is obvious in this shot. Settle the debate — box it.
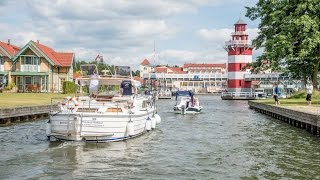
[306,81,313,105]
[273,82,280,105]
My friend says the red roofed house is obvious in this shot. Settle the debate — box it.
[139,59,154,78]
[0,40,20,86]
[183,63,226,74]
[10,40,74,92]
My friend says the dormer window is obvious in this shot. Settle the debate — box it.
[22,56,39,65]
[20,55,40,72]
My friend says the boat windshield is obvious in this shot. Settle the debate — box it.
[175,90,193,101]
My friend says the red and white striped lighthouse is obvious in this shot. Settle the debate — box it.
[225,18,254,92]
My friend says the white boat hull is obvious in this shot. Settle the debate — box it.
[48,95,158,142]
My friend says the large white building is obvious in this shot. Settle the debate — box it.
[140,60,228,93]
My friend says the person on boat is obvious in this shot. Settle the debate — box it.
[89,71,100,98]
[121,80,133,96]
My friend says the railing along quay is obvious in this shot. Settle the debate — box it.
[248,101,320,135]
[0,105,58,125]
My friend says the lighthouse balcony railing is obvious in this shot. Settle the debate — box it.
[225,40,252,46]
[231,31,248,36]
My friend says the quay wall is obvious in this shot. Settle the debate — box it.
[248,101,320,135]
[0,105,58,125]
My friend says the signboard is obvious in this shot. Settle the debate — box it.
[115,66,131,77]
[81,65,98,76]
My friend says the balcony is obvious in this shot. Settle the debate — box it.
[231,31,248,36]
[21,65,40,72]
[0,65,3,71]
[225,40,253,47]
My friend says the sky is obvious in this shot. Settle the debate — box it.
[0,0,261,70]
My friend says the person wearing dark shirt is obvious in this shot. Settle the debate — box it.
[121,80,132,96]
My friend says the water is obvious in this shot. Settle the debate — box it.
[1,95,320,179]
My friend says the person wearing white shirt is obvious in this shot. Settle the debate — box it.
[306,81,313,105]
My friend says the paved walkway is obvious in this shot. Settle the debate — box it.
[281,105,320,115]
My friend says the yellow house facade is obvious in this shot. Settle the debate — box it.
[0,40,74,93]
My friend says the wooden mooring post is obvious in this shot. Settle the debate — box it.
[248,101,320,136]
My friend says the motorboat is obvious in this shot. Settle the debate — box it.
[173,90,202,114]
[158,89,172,99]
[46,64,161,142]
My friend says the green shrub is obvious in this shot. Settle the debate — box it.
[63,81,76,94]
[5,82,16,90]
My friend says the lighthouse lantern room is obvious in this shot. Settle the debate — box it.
[225,18,254,92]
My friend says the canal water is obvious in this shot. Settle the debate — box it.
[1,95,320,179]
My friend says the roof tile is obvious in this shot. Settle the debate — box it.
[33,41,73,66]
[0,41,20,56]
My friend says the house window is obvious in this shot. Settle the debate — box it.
[22,56,39,65]
[0,56,3,65]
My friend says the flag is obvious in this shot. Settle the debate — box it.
[95,54,103,62]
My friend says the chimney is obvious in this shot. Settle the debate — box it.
[7,39,10,45]
[37,40,40,44]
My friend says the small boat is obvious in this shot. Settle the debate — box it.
[173,90,202,114]
[158,89,172,99]
[46,64,161,142]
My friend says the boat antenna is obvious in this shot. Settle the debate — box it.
[153,40,156,65]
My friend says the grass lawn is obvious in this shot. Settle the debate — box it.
[255,91,320,106]
[0,93,75,108]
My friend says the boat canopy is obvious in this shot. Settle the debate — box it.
[77,64,140,87]
[175,90,193,101]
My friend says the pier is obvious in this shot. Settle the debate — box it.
[249,101,320,135]
[0,105,57,125]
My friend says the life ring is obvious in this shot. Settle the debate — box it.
[61,97,79,112]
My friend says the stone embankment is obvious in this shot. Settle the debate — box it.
[249,101,320,135]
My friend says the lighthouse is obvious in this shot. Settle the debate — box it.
[225,18,254,92]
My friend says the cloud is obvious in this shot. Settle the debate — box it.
[1,0,261,70]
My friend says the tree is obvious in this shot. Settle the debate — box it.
[246,0,320,87]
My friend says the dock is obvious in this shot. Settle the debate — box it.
[0,105,58,125]
[248,101,320,135]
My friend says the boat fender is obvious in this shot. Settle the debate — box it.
[151,116,156,129]
[127,120,134,136]
[155,114,161,124]
[46,121,51,138]
[74,116,81,134]
[146,117,152,131]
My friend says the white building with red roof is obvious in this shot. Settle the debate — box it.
[0,40,75,93]
[140,59,228,93]
[139,58,154,78]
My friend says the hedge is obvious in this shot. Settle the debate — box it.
[63,81,76,94]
